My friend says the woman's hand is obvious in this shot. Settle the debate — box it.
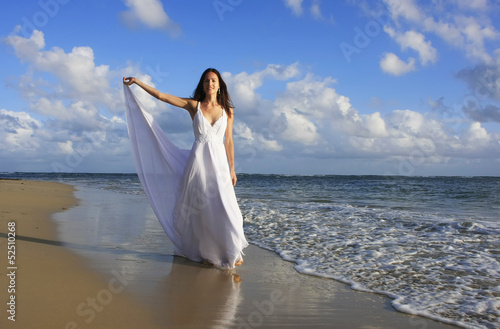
[230,169,237,186]
[123,77,137,86]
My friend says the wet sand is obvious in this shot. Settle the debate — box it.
[0,179,461,328]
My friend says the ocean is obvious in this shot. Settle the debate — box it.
[2,172,499,329]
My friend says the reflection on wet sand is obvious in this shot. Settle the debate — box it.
[153,256,242,328]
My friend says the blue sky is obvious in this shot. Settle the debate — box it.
[1,0,500,176]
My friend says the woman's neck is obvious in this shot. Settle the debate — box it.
[204,93,219,107]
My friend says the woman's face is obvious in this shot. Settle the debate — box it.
[203,72,220,96]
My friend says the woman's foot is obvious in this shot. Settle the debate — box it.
[232,274,242,283]
[202,260,214,267]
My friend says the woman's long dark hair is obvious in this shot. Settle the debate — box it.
[192,68,234,118]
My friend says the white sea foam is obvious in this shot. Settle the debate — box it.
[241,199,500,329]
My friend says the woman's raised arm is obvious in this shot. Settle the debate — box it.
[123,77,196,115]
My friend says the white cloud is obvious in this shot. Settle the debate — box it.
[274,73,338,118]
[4,30,117,110]
[380,52,416,76]
[234,72,392,161]
[119,0,181,37]
[283,0,303,16]
[364,112,388,137]
[57,141,74,155]
[453,15,498,63]
[233,121,283,156]
[2,29,181,171]
[380,0,499,64]
[383,0,423,22]
[423,17,464,47]
[265,63,301,80]
[222,63,300,113]
[454,0,488,11]
[227,66,499,174]
[5,29,45,61]
[384,27,438,65]
[463,121,490,144]
[0,109,42,152]
[33,98,106,131]
[383,110,500,159]
[284,0,330,21]
[280,110,320,145]
[310,1,323,20]
[388,110,426,135]
[0,103,129,172]
[225,64,302,154]
[1,29,135,172]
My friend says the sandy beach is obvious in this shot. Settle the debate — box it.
[0,179,461,328]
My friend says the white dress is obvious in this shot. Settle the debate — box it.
[124,85,248,269]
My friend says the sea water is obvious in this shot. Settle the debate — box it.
[2,172,499,329]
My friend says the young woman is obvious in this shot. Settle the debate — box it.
[123,68,248,269]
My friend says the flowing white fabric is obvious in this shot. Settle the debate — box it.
[124,85,248,269]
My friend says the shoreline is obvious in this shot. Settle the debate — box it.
[0,179,462,328]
